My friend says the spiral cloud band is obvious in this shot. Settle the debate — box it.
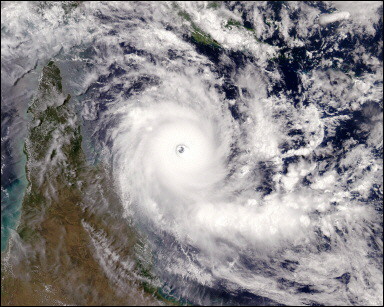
[3,1,377,305]
[113,100,312,251]
[107,63,382,305]
[114,101,231,232]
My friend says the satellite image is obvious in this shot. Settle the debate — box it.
[1,1,383,306]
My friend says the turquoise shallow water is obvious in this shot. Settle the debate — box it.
[1,138,28,252]
[1,50,38,254]
[1,179,27,251]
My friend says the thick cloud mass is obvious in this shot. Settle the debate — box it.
[1,1,383,306]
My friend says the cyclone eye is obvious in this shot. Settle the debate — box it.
[176,144,188,155]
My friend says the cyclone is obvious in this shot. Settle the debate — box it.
[1,1,383,306]
[106,67,381,306]
[114,103,228,204]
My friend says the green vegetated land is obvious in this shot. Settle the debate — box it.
[1,61,169,306]
[174,3,266,53]
[175,3,221,48]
